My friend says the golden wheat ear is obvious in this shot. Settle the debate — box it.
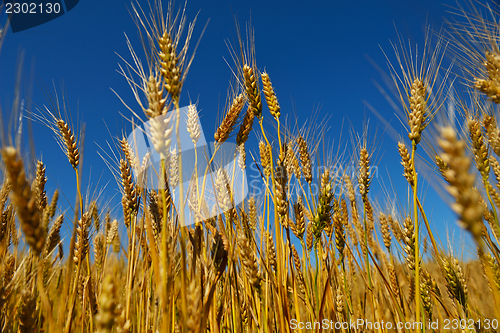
[438,126,484,243]
[56,119,80,171]
[2,147,45,255]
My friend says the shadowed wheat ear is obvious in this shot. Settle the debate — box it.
[96,274,118,333]
[2,147,45,255]
[18,289,36,332]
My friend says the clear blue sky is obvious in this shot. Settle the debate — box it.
[0,0,480,256]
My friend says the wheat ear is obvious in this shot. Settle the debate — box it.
[2,147,45,255]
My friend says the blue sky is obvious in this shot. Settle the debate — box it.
[0,0,480,256]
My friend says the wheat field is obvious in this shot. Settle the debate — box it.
[2,0,500,332]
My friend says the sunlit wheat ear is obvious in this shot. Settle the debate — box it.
[236,107,255,146]
[491,155,500,185]
[265,231,276,271]
[261,72,280,120]
[379,213,391,251]
[120,159,138,228]
[93,233,105,276]
[291,245,306,295]
[90,201,100,232]
[2,147,45,255]
[258,140,271,178]
[313,169,333,242]
[106,219,118,246]
[483,115,500,156]
[398,142,414,186]
[248,197,257,231]
[482,252,500,292]
[186,103,201,144]
[335,286,344,316]
[214,93,245,143]
[333,210,345,257]
[344,174,361,231]
[215,168,231,214]
[237,143,246,170]
[120,138,139,174]
[0,181,11,214]
[238,234,261,290]
[243,65,262,120]
[33,160,47,211]
[292,197,305,240]
[435,155,449,178]
[388,263,400,299]
[403,216,417,271]
[290,144,301,180]
[358,148,370,202]
[73,212,90,265]
[438,126,484,242]
[475,51,500,103]
[442,256,468,308]
[96,274,117,333]
[480,194,500,239]
[420,269,434,319]
[297,135,312,184]
[468,116,490,179]
[56,119,79,170]
[149,111,174,160]
[158,29,182,102]
[45,214,63,256]
[274,159,288,228]
[408,78,428,145]
[144,74,167,119]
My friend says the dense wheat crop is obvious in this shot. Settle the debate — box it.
[2,1,500,332]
